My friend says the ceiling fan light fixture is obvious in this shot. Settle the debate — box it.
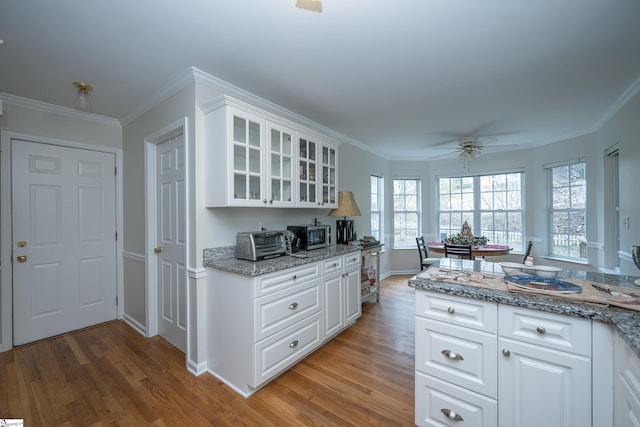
[470,149,481,160]
[73,81,93,112]
[296,0,322,12]
[458,151,467,161]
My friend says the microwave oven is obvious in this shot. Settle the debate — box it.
[287,224,331,251]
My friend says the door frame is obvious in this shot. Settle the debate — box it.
[143,118,189,340]
[0,131,124,352]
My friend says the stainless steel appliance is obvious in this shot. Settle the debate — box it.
[287,224,331,251]
[236,231,286,261]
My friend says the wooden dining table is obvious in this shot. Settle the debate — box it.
[426,244,511,259]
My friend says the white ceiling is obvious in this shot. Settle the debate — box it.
[1,0,640,160]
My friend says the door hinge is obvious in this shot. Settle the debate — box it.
[115,166,117,176]
[115,231,118,240]
[116,296,118,306]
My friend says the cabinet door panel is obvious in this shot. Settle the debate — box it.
[498,337,591,427]
[415,291,497,333]
[254,280,321,341]
[499,305,591,356]
[344,267,361,324]
[415,372,497,427]
[416,317,497,397]
[323,273,344,338]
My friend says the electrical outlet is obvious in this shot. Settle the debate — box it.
[258,222,265,230]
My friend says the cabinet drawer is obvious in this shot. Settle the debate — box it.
[415,291,497,333]
[498,305,591,356]
[322,256,343,274]
[415,372,497,427]
[254,279,321,341]
[343,251,361,268]
[416,317,497,398]
[253,313,322,387]
[255,262,321,297]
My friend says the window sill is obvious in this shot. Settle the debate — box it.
[540,256,590,265]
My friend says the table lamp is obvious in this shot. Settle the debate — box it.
[329,191,362,244]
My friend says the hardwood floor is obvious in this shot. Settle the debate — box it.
[0,275,416,427]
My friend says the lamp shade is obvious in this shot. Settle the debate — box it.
[328,191,362,217]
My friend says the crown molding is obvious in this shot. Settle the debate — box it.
[595,75,640,130]
[0,92,121,128]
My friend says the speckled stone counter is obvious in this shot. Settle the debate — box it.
[409,258,640,358]
[203,245,361,276]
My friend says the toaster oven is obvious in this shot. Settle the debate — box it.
[236,231,286,261]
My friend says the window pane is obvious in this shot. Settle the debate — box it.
[393,178,420,248]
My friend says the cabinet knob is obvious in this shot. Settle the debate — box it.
[263,199,267,204]
[289,340,299,348]
[292,274,297,280]
[441,408,464,422]
[536,326,546,334]
[288,302,299,310]
[441,349,464,361]
[502,349,511,357]
[447,307,455,314]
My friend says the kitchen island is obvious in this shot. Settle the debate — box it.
[410,258,640,427]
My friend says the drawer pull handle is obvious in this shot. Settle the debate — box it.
[502,349,511,357]
[289,340,299,348]
[333,262,338,267]
[441,349,464,361]
[441,408,464,422]
[292,274,297,280]
[288,302,299,310]
[447,307,455,314]
[536,326,546,334]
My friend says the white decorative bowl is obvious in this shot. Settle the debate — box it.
[499,262,525,275]
[531,265,562,278]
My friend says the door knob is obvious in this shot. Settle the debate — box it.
[154,246,163,254]
[17,241,28,248]
[16,255,27,263]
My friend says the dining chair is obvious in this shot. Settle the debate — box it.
[444,243,474,260]
[523,240,533,263]
[416,237,440,270]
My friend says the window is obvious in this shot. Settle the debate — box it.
[548,161,586,259]
[370,175,383,241]
[393,178,420,248]
[438,172,524,251]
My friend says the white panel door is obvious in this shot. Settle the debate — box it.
[156,133,186,352]
[12,140,117,345]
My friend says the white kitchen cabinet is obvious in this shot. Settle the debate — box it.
[322,252,361,340]
[415,290,597,427]
[267,121,295,207]
[203,95,340,208]
[204,99,266,207]
[614,332,640,427]
[208,252,360,397]
[297,133,338,208]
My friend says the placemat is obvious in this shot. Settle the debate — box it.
[417,266,640,312]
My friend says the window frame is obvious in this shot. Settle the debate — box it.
[370,174,383,241]
[547,160,587,260]
[393,177,421,249]
[436,171,525,252]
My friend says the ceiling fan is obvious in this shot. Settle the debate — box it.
[431,136,517,169]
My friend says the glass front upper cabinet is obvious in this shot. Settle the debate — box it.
[232,113,263,202]
[268,124,294,206]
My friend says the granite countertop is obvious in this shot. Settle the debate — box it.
[409,258,640,358]
[203,245,362,276]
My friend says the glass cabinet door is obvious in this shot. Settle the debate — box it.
[321,145,337,206]
[298,137,317,205]
[268,125,294,206]
[232,113,263,202]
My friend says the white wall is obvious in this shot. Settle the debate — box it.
[596,91,640,275]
